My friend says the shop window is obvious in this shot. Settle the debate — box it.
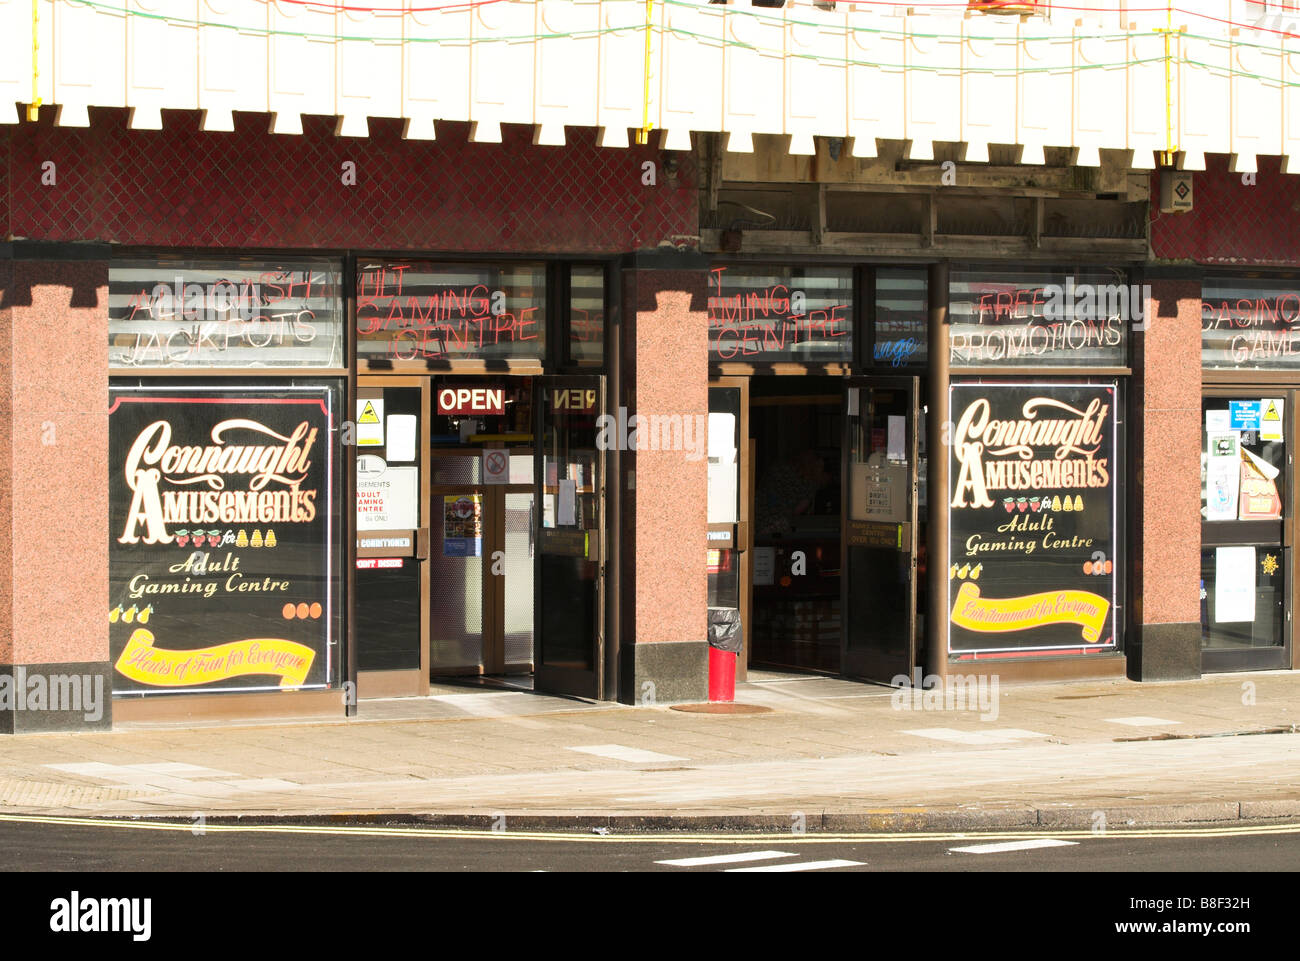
[873,267,927,368]
[568,265,605,368]
[708,264,853,364]
[356,261,546,365]
[109,258,344,369]
[1201,396,1287,653]
[1202,276,1300,370]
[949,265,1132,368]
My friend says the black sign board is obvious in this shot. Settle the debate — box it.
[947,382,1118,656]
[109,384,341,695]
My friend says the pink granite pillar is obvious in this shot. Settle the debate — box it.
[1129,273,1203,680]
[0,254,111,730]
[618,260,710,703]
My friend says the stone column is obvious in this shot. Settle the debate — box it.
[0,249,112,731]
[1128,271,1203,680]
[617,255,711,704]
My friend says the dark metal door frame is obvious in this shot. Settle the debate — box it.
[840,375,921,682]
[533,375,606,699]
[1201,385,1295,673]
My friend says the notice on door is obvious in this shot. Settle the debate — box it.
[357,465,419,531]
[1206,432,1241,521]
[1261,398,1284,441]
[1214,546,1256,623]
[357,398,384,447]
[483,449,509,485]
[443,494,483,557]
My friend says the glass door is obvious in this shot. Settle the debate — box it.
[1201,391,1292,672]
[534,376,605,698]
[841,376,920,681]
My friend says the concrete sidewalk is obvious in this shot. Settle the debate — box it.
[0,671,1297,832]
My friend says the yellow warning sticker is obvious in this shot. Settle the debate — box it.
[356,398,384,446]
[1261,398,1284,441]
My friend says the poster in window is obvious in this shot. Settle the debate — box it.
[947,382,1118,656]
[443,494,483,557]
[109,384,340,695]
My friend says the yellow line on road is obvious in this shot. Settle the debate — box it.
[0,812,1298,844]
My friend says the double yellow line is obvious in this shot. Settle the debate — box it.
[1,812,1296,844]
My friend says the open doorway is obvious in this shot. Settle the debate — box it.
[426,377,537,685]
[748,377,845,673]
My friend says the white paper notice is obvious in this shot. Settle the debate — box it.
[558,479,577,526]
[1261,398,1284,441]
[708,413,736,457]
[752,547,776,586]
[887,415,906,462]
[386,414,416,462]
[356,466,419,530]
[1205,409,1230,432]
[707,412,738,524]
[1205,432,1240,521]
[1214,546,1256,623]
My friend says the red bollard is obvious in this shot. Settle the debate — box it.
[708,647,736,703]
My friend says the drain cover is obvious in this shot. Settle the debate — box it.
[669,703,773,715]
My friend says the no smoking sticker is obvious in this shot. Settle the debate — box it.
[483,449,509,485]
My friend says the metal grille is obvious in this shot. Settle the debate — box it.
[1151,155,1300,267]
[3,110,698,253]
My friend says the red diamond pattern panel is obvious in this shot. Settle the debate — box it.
[1151,155,1300,267]
[3,109,698,253]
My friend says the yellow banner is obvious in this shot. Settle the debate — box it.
[951,583,1110,643]
[115,629,316,689]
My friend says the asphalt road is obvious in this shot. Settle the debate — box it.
[1,816,1297,873]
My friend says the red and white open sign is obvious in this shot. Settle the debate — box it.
[438,386,504,416]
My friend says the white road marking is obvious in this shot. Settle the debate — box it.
[657,850,797,867]
[903,728,1049,745]
[726,859,864,872]
[950,839,1079,854]
[1106,716,1183,727]
[566,744,688,764]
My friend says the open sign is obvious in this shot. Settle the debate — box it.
[552,388,597,412]
[437,387,504,416]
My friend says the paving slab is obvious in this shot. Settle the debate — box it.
[0,671,1297,831]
